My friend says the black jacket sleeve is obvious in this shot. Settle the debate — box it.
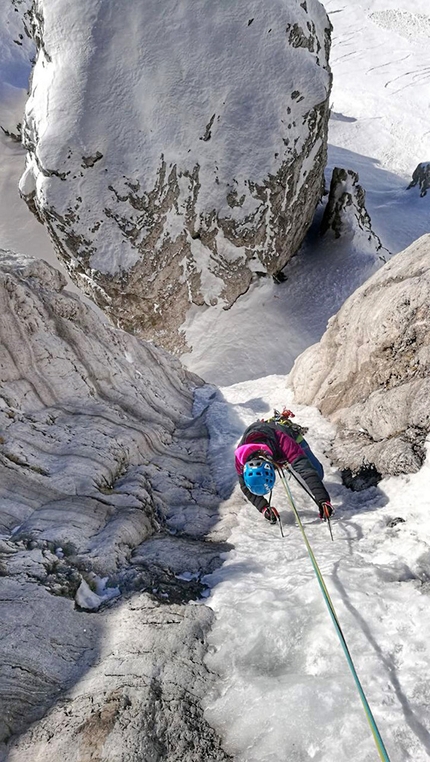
[238,473,268,513]
[290,455,330,506]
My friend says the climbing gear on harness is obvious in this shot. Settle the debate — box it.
[276,466,391,762]
[243,457,276,495]
[266,408,308,443]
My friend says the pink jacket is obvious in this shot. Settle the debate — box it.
[235,431,305,475]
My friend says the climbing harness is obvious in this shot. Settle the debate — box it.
[276,466,391,762]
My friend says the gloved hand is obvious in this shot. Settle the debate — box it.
[319,501,333,520]
[261,506,279,524]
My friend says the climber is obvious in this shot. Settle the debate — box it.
[235,410,333,525]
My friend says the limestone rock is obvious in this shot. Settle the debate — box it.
[320,167,387,261]
[408,161,430,197]
[19,0,332,351]
[289,235,430,478]
[5,593,232,762]
[0,250,233,760]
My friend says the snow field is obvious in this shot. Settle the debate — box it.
[201,379,430,761]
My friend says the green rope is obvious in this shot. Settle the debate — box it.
[277,467,391,762]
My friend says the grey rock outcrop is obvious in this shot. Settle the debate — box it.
[320,167,387,260]
[289,234,430,479]
[0,251,233,760]
[407,161,430,197]
[19,0,332,351]
[5,594,232,762]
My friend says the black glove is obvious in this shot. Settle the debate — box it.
[261,506,279,524]
[319,501,333,520]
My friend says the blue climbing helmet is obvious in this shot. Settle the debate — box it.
[243,457,276,495]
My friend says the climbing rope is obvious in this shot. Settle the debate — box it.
[276,466,391,762]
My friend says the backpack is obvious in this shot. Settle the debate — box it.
[266,408,308,443]
[239,409,308,461]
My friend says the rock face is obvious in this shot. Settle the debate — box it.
[5,595,232,762]
[320,167,388,261]
[0,251,233,760]
[408,161,430,197]
[19,0,332,351]
[289,234,430,479]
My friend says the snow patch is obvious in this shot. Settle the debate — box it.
[369,10,430,40]
[75,576,120,611]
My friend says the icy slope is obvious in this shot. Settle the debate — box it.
[201,376,430,762]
